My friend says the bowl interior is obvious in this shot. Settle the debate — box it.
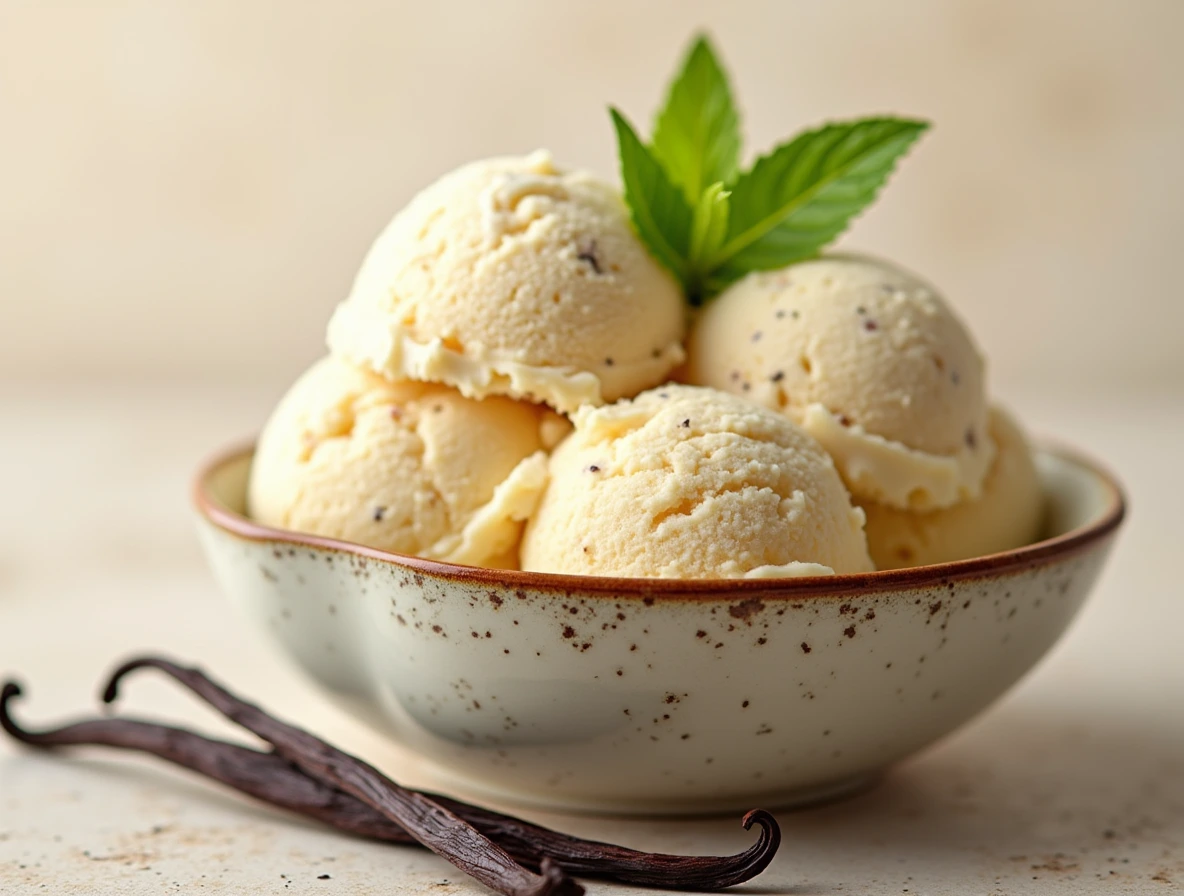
[1036,450,1115,541]
[206,450,252,515]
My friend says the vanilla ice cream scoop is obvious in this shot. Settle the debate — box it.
[685,254,993,511]
[248,357,553,567]
[520,385,872,579]
[861,406,1044,569]
[327,151,686,414]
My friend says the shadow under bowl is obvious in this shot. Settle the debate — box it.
[193,441,1124,815]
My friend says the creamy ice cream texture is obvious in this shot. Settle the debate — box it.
[685,255,994,512]
[327,151,686,415]
[520,385,873,579]
[861,406,1044,570]
[248,357,556,568]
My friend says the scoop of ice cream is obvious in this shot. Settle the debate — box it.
[327,150,686,414]
[685,254,993,511]
[248,357,553,567]
[861,406,1044,569]
[520,385,872,579]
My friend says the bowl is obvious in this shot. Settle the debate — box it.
[193,441,1124,815]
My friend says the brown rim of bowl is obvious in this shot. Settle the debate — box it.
[193,439,1125,600]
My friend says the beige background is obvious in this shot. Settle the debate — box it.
[1,0,1182,398]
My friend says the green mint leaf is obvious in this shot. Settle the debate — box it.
[610,107,693,284]
[707,117,929,281]
[689,182,730,265]
[650,35,741,205]
[687,182,730,304]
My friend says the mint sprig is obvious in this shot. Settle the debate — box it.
[610,35,929,304]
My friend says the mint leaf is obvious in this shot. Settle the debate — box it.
[610,107,693,284]
[707,118,929,281]
[650,35,741,205]
[689,182,730,266]
[686,185,729,303]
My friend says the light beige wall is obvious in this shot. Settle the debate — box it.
[1,0,1181,395]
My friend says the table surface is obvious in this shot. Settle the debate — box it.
[0,381,1180,896]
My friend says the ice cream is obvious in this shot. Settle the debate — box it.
[684,255,993,511]
[327,151,686,414]
[520,384,873,579]
[861,406,1044,569]
[248,356,554,567]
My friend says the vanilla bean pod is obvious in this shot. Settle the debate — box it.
[1,680,778,889]
[1,683,412,843]
[100,658,582,896]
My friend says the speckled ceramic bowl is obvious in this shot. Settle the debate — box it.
[193,442,1123,815]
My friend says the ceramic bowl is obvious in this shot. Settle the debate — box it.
[193,442,1123,815]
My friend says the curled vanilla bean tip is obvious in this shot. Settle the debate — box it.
[0,682,56,749]
[0,682,27,739]
[741,808,779,839]
[739,809,781,871]
[101,658,148,704]
[0,682,65,749]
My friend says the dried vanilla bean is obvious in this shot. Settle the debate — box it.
[100,658,582,896]
[1,668,780,891]
[1,684,412,843]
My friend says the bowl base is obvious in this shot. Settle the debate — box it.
[420,766,885,818]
